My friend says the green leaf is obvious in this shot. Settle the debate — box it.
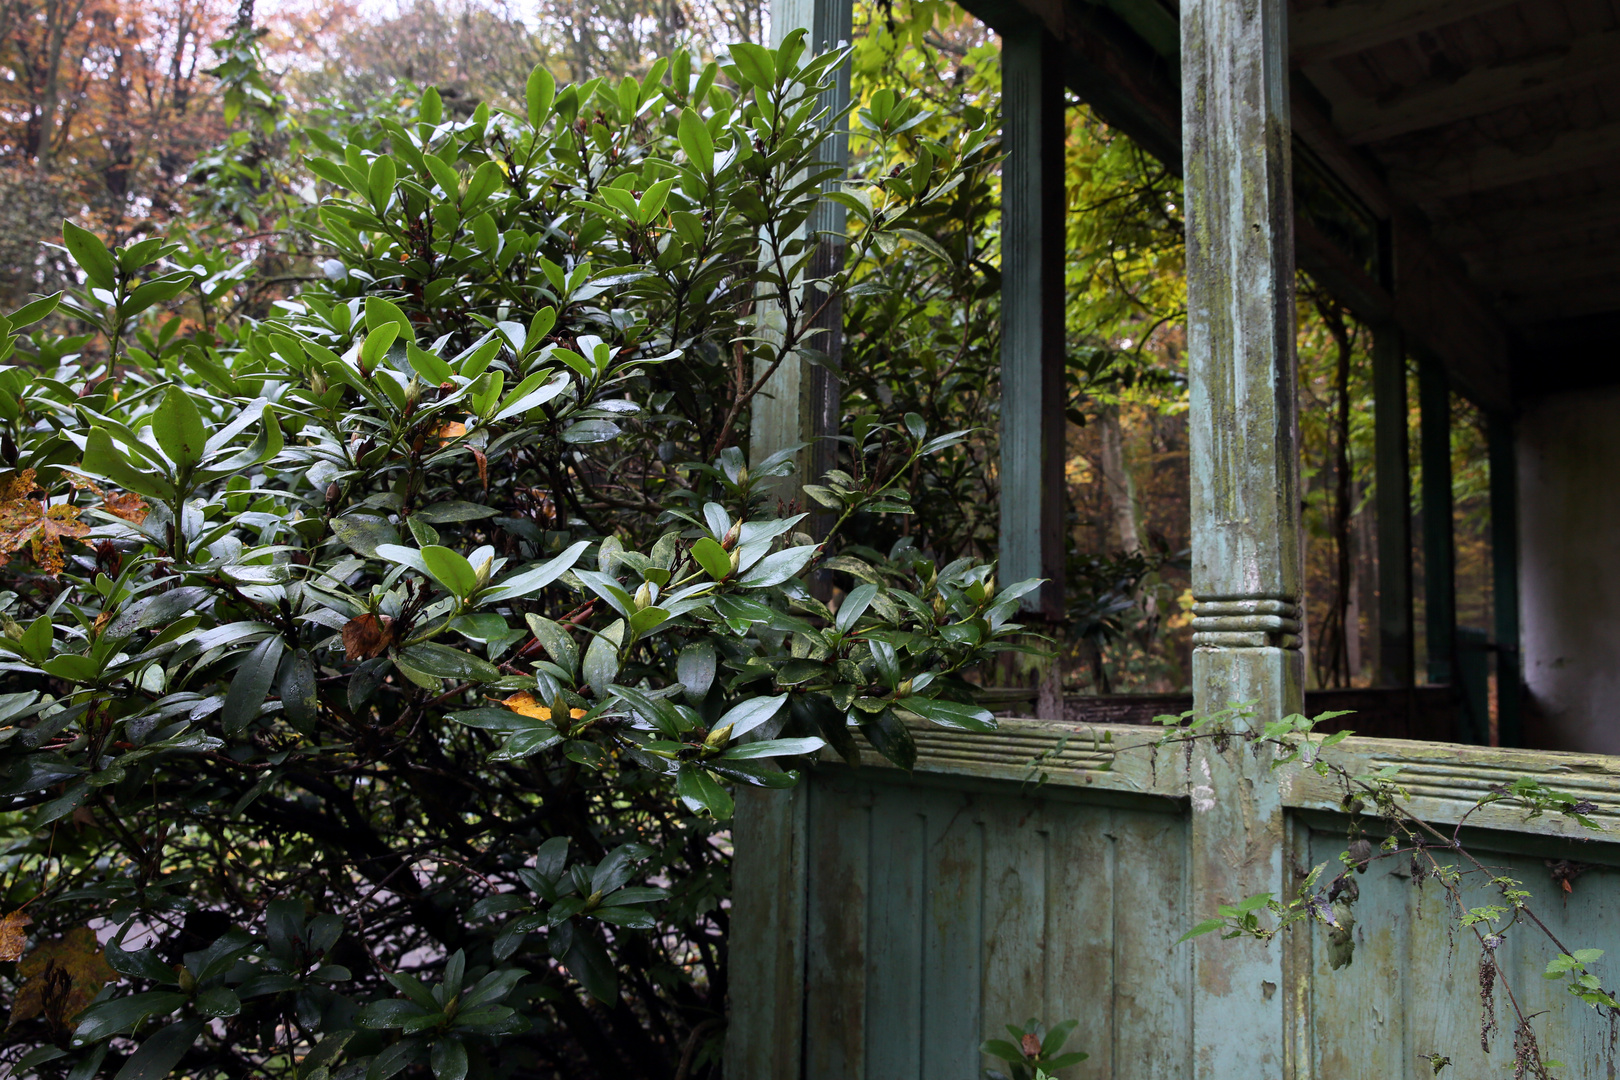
[399,643,501,682]
[678,107,714,174]
[483,540,591,602]
[330,517,399,558]
[523,613,579,677]
[63,220,117,291]
[715,694,787,739]
[677,640,716,703]
[583,621,623,696]
[690,537,731,581]
[899,696,996,732]
[1177,918,1228,945]
[368,154,398,212]
[123,274,193,317]
[526,65,556,127]
[407,342,452,384]
[728,43,776,88]
[420,545,479,598]
[153,387,207,469]
[81,426,176,501]
[723,737,825,759]
[75,991,189,1041]
[860,707,916,771]
[112,1018,204,1080]
[430,1039,468,1080]
[835,582,878,634]
[366,1037,421,1080]
[365,296,416,344]
[562,928,618,1003]
[737,544,819,588]
[560,419,621,444]
[8,291,61,328]
[223,634,285,735]
[675,764,734,818]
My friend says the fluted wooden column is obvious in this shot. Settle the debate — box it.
[1181,0,1301,1074]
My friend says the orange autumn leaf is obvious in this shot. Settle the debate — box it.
[343,613,394,661]
[11,927,115,1029]
[500,692,586,722]
[434,420,468,447]
[101,491,149,523]
[0,470,89,576]
[0,910,31,962]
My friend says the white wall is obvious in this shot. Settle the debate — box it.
[1519,387,1620,753]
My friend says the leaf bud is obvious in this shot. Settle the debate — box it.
[720,521,741,550]
[896,679,913,696]
[704,723,733,749]
[633,581,653,610]
[308,369,328,396]
[0,615,21,641]
[475,555,494,588]
[729,548,740,572]
[325,482,339,509]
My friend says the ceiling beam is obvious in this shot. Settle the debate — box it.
[1329,31,1620,144]
[1506,278,1620,323]
[1387,120,1620,201]
[1433,187,1620,253]
[1290,0,1521,67]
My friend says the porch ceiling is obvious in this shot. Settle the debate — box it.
[958,0,1620,406]
[1295,0,1620,394]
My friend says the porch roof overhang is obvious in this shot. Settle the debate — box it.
[956,0,1620,412]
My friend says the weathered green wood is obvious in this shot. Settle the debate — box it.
[998,19,1067,621]
[1488,412,1522,746]
[1373,325,1415,687]
[781,719,1620,1078]
[725,785,808,1080]
[802,775,869,1078]
[1418,354,1457,688]
[749,0,851,512]
[1181,0,1300,1072]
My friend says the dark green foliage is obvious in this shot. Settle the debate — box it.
[0,37,1032,1080]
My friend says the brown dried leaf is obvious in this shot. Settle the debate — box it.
[0,472,89,576]
[101,491,149,523]
[343,613,393,661]
[11,927,115,1028]
[501,692,553,721]
[1020,1033,1042,1059]
[434,421,467,447]
[0,910,31,961]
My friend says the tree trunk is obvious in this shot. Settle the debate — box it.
[1097,404,1140,554]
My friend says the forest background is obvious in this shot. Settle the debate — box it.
[0,0,1498,701]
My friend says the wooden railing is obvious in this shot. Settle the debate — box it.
[728,719,1620,1079]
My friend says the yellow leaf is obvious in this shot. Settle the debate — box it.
[0,910,31,962]
[12,927,115,1029]
[501,692,552,720]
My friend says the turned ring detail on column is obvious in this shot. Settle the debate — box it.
[1190,597,1302,650]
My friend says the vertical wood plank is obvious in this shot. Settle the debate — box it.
[1180,0,1301,1073]
[979,798,1050,1063]
[1042,804,1115,1078]
[864,786,926,1080]
[1109,809,1193,1079]
[1373,325,1415,687]
[998,19,1067,622]
[1488,413,1521,746]
[1305,828,1409,1078]
[802,774,871,1080]
[727,784,808,1080]
[752,0,851,517]
[1418,354,1457,691]
[920,792,985,1080]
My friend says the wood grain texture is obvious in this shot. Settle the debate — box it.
[998,19,1067,619]
[1373,324,1415,688]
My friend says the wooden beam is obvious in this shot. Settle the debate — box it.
[1290,0,1520,67]
[998,19,1068,624]
[1435,188,1620,255]
[1489,413,1521,746]
[1504,278,1620,322]
[1388,119,1620,201]
[1333,30,1620,145]
[1418,355,1457,690]
[1373,325,1415,687]
[1181,0,1298,1072]
[1295,212,1393,324]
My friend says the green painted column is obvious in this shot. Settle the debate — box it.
[1418,354,1456,688]
[1181,0,1300,1075]
[1489,412,1521,747]
[998,19,1067,622]
[748,0,852,519]
[1372,325,1414,686]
